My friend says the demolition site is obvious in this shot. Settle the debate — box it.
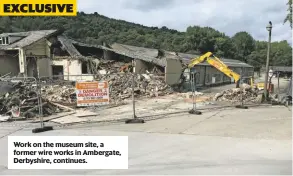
[0,29,291,175]
[0,29,291,125]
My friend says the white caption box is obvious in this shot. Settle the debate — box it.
[8,136,128,169]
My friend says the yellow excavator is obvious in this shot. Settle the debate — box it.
[186,52,260,88]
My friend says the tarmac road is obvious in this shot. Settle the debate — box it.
[0,105,291,175]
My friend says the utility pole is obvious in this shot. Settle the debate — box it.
[264,21,272,101]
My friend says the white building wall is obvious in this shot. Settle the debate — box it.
[52,59,94,81]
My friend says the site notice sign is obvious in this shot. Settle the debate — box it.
[76,81,110,107]
[0,0,77,16]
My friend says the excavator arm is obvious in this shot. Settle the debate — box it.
[188,52,213,68]
[206,56,240,82]
[187,52,241,83]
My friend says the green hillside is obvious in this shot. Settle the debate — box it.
[0,12,291,70]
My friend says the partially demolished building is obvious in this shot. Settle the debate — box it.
[0,29,254,87]
[0,30,59,78]
[108,43,254,87]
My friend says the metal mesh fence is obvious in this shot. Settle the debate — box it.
[0,77,40,119]
[37,72,266,111]
[0,71,272,127]
[38,73,174,107]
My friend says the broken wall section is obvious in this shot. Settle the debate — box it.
[24,38,52,78]
[135,59,164,74]
[51,59,94,81]
[0,50,19,76]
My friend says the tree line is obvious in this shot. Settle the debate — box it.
[0,4,291,72]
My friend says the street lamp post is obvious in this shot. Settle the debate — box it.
[264,21,272,101]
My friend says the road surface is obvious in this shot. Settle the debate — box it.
[0,105,291,175]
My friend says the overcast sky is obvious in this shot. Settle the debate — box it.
[78,0,292,44]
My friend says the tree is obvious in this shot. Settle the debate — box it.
[284,0,292,28]
[247,40,292,74]
[270,40,292,66]
[232,31,255,62]
[247,41,267,73]
[185,26,223,54]
[214,37,236,58]
[0,12,290,66]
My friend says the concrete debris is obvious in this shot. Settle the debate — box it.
[41,85,76,103]
[39,74,173,105]
[98,60,130,73]
[0,115,10,121]
[214,84,260,103]
[95,73,174,103]
[0,80,68,119]
[240,83,252,90]
[0,60,173,120]
[98,70,107,75]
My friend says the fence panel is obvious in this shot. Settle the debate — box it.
[35,71,268,123]
[0,77,40,120]
[0,71,281,126]
[38,73,137,111]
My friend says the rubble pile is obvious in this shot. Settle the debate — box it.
[95,73,174,102]
[85,60,173,102]
[98,60,128,73]
[0,81,64,119]
[86,59,132,75]
[38,73,173,105]
[0,60,174,119]
[41,85,76,103]
[214,84,262,103]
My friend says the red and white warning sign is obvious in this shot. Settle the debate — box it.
[76,81,110,107]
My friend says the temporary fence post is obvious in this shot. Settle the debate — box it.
[125,62,145,124]
[277,72,280,101]
[235,72,248,109]
[286,77,292,106]
[189,71,202,115]
[132,71,136,119]
[272,71,283,105]
[32,77,53,133]
[278,76,292,107]
[39,88,44,128]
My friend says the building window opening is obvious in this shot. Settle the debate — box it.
[52,65,64,80]
[0,37,9,45]
[81,62,89,74]
[5,37,8,44]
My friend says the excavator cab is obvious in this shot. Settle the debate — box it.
[241,76,254,87]
[241,76,269,91]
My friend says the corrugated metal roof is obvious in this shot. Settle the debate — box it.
[110,43,177,67]
[0,30,58,50]
[0,30,254,70]
[57,36,122,59]
[178,53,253,68]
[269,66,292,72]
[111,43,253,68]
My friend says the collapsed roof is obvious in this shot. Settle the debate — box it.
[0,30,253,69]
[56,35,113,58]
[110,43,253,68]
[110,43,181,67]
[269,66,292,72]
[0,30,59,50]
